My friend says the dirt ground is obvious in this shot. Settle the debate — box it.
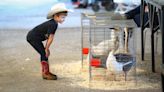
[0,28,162,92]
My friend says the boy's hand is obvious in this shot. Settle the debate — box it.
[45,49,50,57]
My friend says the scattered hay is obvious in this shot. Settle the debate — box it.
[50,60,161,90]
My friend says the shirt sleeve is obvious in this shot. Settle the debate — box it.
[47,23,58,34]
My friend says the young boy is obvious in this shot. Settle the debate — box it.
[26,3,72,80]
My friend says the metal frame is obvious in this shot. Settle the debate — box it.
[81,12,137,82]
[141,0,160,72]
[141,0,164,91]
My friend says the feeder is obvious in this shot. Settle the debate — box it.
[82,48,89,54]
[91,58,101,67]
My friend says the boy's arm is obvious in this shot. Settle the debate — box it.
[45,34,54,49]
[45,34,54,57]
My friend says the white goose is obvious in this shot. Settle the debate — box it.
[91,29,119,56]
[106,48,135,75]
[91,39,117,56]
[106,49,135,80]
[86,29,119,62]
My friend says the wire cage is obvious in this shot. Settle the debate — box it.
[81,13,137,85]
[88,14,136,81]
[89,24,137,81]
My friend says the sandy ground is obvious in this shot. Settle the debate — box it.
[0,28,162,92]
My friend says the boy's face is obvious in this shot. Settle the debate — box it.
[54,14,67,24]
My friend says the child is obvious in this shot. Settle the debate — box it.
[26,3,72,80]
